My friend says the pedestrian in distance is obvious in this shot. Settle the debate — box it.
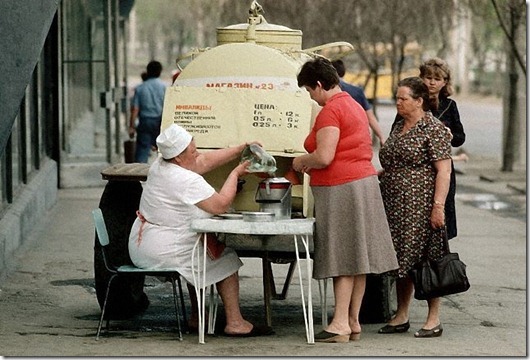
[292,57,399,343]
[378,77,452,338]
[331,59,386,146]
[128,61,167,163]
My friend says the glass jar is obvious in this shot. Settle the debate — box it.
[240,144,277,175]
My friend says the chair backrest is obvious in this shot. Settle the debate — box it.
[92,208,110,247]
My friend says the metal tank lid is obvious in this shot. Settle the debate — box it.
[216,1,302,51]
[220,22,301,33]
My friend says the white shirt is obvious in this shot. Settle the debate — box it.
[128,156,242,286]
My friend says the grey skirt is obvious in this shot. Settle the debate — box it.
[311,175,399,279]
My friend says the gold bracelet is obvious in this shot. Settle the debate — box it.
[433,200,444,206]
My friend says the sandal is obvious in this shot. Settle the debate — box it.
[314,330,350,343]
[414,324,443,338]
[378,321,410,334]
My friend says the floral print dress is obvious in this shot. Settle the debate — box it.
[379,112,452,278]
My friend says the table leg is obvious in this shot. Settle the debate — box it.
[276,261,297,300]
[191,233,207,344]
[262,257,273,327]
[207,285,217,334]
[302,234,314,343]
[294,234,314,344]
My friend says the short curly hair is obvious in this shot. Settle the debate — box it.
[297,57,340,90]
[398,76,433,111]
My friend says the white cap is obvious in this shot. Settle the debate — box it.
[156,124,193,159]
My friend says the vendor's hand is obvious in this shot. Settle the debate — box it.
[243,140,264,149]
[233,160,250,177]
[430,205,445,229]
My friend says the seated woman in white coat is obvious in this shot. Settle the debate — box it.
[128,123,273,337]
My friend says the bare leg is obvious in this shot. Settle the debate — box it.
[388,276,414,325]
[215,272,253,335]
[423,297,441,329]
[325,275,354,335]
[348,274,366,335]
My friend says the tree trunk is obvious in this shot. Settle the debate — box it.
[501,5,522,172]
[502,66,518,172]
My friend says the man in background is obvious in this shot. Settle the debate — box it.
[332,59,385,146]
[129,60,167,163]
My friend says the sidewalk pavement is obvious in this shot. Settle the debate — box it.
[0,157,526,357]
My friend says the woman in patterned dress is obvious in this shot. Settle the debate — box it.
[391,59,466,241]
[378,77,452,338]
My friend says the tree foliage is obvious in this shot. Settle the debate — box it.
[131,0,524,97]
[490,0,526,76]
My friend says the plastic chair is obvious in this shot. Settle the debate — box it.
[92,208,187,341]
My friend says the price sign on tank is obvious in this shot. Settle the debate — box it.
[252,104,302,130]
[161,86,313,153]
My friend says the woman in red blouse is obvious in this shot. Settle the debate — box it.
[292,58,398,343]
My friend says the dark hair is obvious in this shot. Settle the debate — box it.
[419,57,453,97]
[297,57,340,90]
[146,61,162,78]
[397,77,435,111]
[331,59,346,77]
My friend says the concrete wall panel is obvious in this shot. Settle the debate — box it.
[0,160,58,278]
[0,0,59,157]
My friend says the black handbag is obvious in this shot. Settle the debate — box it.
[409,227,470,300]
[124,139,136,163]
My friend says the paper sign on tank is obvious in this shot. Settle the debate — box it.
[161,86,312,154]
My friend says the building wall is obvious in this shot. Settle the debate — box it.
[0,160,57,280]
[0,0,132,280]
[59,0,130,186]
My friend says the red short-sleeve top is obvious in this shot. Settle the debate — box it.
[304,92,376,186]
